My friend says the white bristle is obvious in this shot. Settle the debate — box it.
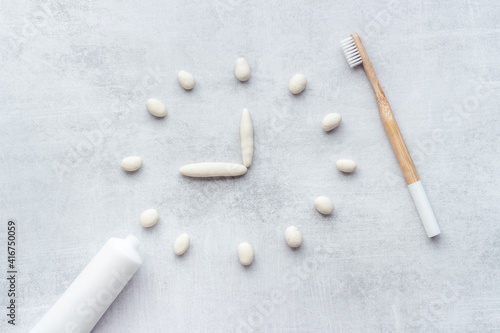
[341,36,363,68]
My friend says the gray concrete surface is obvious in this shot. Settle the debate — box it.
[0,0,499,332]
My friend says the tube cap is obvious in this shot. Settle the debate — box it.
[125,235,140,248]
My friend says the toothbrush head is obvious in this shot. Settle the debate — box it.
[341,35,363,68]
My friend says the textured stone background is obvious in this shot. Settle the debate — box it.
[0,0,499,332]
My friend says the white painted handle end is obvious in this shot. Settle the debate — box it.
[408,181,441,238]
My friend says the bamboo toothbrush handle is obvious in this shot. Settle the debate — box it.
[369,89,419,185]
[351,33,440,237]
[351,33,419,185]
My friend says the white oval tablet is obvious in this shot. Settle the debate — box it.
[177,70,195,90]
[288,74,307,95]
[235,58,251,82]
[314,196,333,215]
[121,156,142,172]
[238,242,253,266]
[321,113,342,131]
[174,233,190,255]
[139,208,159,228]
[285,226,303,248]
[336,159,357,173]
[146,98,167,118]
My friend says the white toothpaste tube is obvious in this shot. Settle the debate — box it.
[30,235,142,333]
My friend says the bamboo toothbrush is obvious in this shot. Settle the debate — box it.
[341,33,441,238]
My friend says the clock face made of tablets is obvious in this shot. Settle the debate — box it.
[114,62,348,265]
